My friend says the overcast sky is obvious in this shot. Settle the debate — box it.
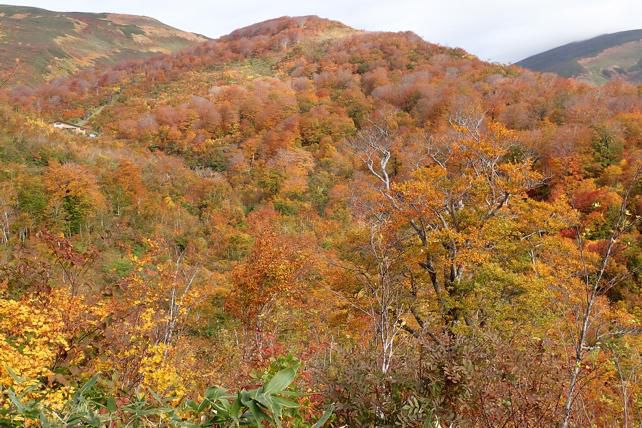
[6,0,642,63]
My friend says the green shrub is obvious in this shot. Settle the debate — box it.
[1,363,333,427]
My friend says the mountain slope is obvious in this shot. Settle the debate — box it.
[3,15,642,427]
[516,29,642,84]
[0,4,208,85]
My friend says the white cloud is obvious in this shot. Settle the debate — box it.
[6,0,642,62]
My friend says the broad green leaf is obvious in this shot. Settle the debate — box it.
[205,386,227,401]
[227,393,242,422]
[106,396,118,412]
[271,396,299,409]
[245,399,269,427]
[5,367,25,384]
[7,390,25,413]
[312,405,334,428]
[72,375,98,402]
[38,411,52,428]
[263,368,296,394]
[253,392,273,412]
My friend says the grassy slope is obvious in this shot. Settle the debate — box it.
[516,29,642,84]
[0,4,208,85]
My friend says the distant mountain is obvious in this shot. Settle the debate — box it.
[0,4,208,85]
[516,29,642,85]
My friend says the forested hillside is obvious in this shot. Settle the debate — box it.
[1,15,641,427]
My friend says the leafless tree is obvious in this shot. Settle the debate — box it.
[161,248,200,350]
[560,167,641,428]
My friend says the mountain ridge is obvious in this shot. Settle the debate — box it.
[0,4,208,85]
[516,28,642,84]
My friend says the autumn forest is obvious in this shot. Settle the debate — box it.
[0,13,641,427]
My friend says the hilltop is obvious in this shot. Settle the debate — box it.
[0,4,208,85]
[517,29,642,84]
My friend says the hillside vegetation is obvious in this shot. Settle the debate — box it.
[1,15,641,427]
[0,5,207,85]
[517,29,642,84]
